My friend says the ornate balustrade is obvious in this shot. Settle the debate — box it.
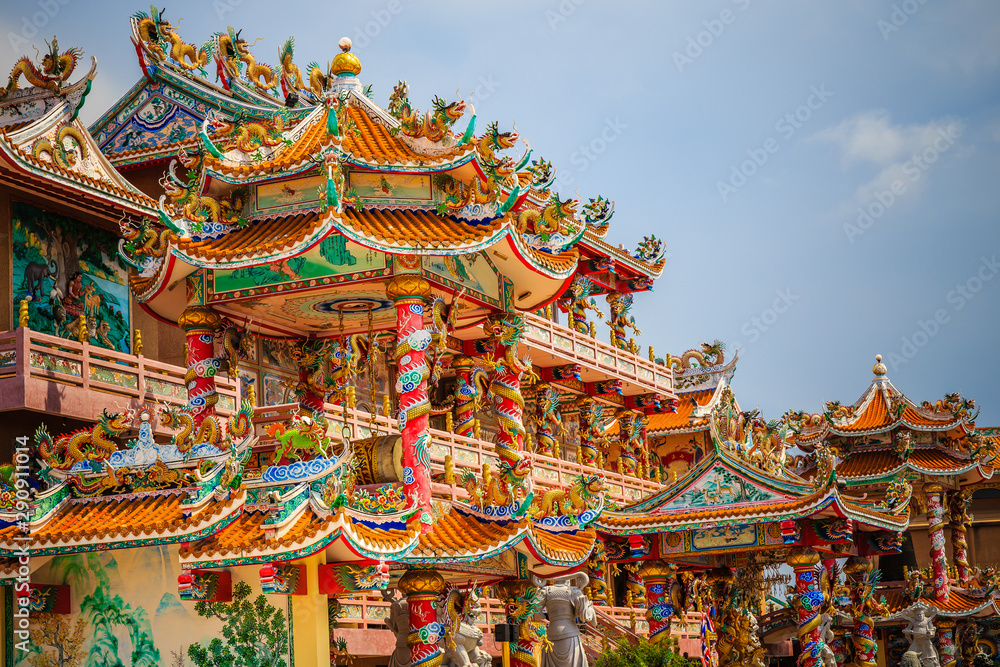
[0,327,237,420]
[252,402,666,506]
[521,312,674,399]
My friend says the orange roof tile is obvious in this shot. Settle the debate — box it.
[338,207,506,250]
[0,491,239,552]
[342,107,469,165]
[880,589,998,617]
[181,508,326,559]
[837,448,975,479]
[837,391,892,433]
[409,509,525,559]
[174,211,327,262]
[529,525,597,563]
[209,114,329,178]
[646,389,713,433]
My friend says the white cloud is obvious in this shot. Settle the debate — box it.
[812,110,964,206]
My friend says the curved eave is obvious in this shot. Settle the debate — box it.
[579,231,665,279]
[841,457,992,484]
[179,507,421,568]
[0,490,244,557]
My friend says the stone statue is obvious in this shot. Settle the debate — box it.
[535,572,596,667]
[903,607,940,667]
[902,651,924,667]
[441,588,491,667]
[383,589,410,667]
[817,612,837,667]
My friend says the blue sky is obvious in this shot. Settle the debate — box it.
[3,0,998,424]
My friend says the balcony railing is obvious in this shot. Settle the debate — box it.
[253,402,665,506]
[521,312,674,398]
[0,327,237,420]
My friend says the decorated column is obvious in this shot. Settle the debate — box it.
[843,556,879,667]
[925,483,950,602]
[178,305,222,427]
[485,312,528,459]
[708,567,736,667]
[451,354,476,438]
[637,560,676,645]
[387,275,434,530]
[789,547,824,667]
[949,490,972,586]
[937,617,957,667]
[398,569,446,667]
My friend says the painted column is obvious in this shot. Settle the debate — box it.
[937,618,957,667]
[387,275,434,530]
[843,556,877,667]
[830,628,848,667]
[788,547,824,667]
[949,490,971,586]
[398,569,446,667]
[178,305,222,427]
[451,354,476,438]
[486,312,528,464]
[638,561,677,645]
[925,483,950,602]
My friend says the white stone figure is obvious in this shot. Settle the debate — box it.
[817,612,837,667]
[383,589,410,667]
[535,572,596,667]
[903,607,940,667]
[441,589,491,667]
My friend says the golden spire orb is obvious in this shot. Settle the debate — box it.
[872,353,887,377]
[331,37,362,77]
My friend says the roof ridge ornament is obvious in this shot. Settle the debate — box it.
[873,353,887,378]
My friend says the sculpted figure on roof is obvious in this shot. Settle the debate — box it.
[0,36,82,98]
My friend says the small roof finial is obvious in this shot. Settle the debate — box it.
[331,37,361,77]
[873,354,887,377]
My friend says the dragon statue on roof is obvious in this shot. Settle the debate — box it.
[132,6,209,73]
[118,218,175,271]
[202,109,291,155]
[213,27,279,93]
[633,234,666,263]
[159,150,246,230]
[530,473,604,520]
[0,36,82,99]
[477,121,519,166]
[922,392,978,420]
[527,157,556,192]
[31,124,89,168]
[35,409,134,470]
[516,192,584,254]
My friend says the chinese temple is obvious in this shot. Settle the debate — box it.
[0,11,997,667]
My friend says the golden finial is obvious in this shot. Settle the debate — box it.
[553,440,561,459]
[525,432,534,451]
[576,445,582,464]
[77,316,88,343]
[444,455,455,485]
[648,345,655,362]
[382,394,391,417]
[134,329,143,355]
[346,385,356,409]
[873,354,887,377]
[588,321,596,337]
[628,338,638,354]
[473,419,482,441]
[18,299,30,328]
[330,37,361,77]
[445,411,454,432]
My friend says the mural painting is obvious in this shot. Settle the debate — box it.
[17,546,291,667]
[210,238,386,296]
[254,174,325,213]
[348,172,431,200]
[11,202,131,352]
[422,253,500,305]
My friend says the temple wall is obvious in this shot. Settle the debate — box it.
[20,545,294,666]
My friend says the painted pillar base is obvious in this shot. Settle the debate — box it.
[398,569,446,667]
[638,560,677,645]
[789,547,823,667]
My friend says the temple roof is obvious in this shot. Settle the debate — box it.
[0,489,243,557]
[836,446,994,483]
[875,589,1000,620]
[0,56,157,218]
[788,356,977,450]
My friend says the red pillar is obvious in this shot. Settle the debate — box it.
[178,306,222,427]
[789,547,823,667]
[638,561,676,645]
[388,275,434,530]
[398,569,445,667]
[925,483,950,602]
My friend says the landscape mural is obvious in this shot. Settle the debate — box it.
[18,546,291,667]
[11,202,131,353]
